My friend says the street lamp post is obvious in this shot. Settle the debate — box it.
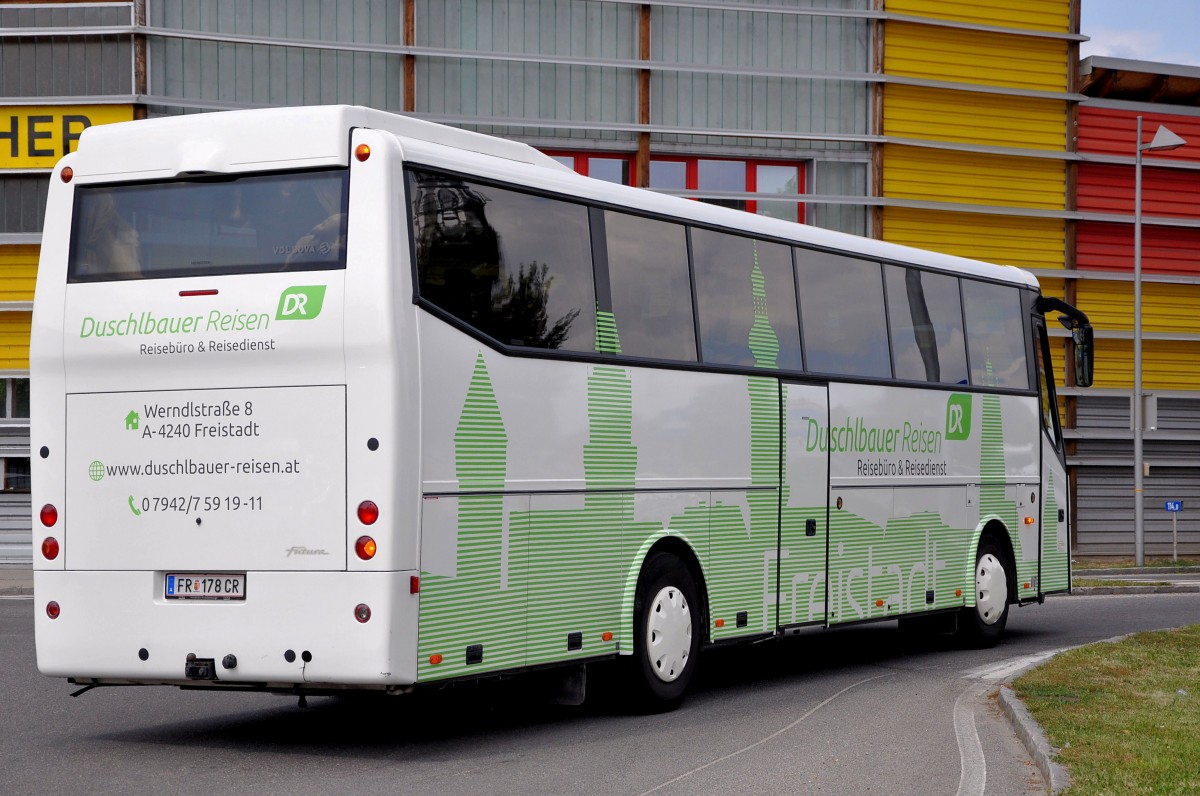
[1133,116,1187,566]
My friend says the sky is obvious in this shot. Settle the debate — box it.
[1080,0,1200,67]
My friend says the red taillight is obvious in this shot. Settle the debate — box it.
[40,504,58,527]
[46,601,61,619]
[355,535,377,560]
[355,143,371,162]
[354,603,371,623]
[60,166,73,183]
[357,501,379,525]
[41,537,59,560]
[410,575,420,594]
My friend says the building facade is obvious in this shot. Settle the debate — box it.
[2,0,1196,562]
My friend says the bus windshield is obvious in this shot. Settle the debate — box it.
[67,168,349,282]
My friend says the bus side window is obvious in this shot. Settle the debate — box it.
[962,280,1029,389]
[691,228,802,371]
[410,171,596,353]
[885,266,968,385]
[603,211,696,362]
[797,250,891,378]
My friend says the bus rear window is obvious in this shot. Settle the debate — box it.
[68,169,349,282]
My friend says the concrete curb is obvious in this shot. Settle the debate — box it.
[1070,584,1200,595]
[999,684,1071,795]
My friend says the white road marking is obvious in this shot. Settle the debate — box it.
[640,672,895,796]
[954,684,988,796]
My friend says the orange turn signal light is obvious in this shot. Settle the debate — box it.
[602,631,613,642]
[355,143,371,161]
[354,535,377,560]
[714,618,725,628]
[429,654,443,665]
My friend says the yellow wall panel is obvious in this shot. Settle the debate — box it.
[882,207,1065,270]
[883,145,1066,209]
[0,245,39,303]
[884,0,1071,33]
[0,312,31,370]
[1073,280,1200,335]
[883,84,1067,150]
[885,22,1069,92]
[1092,339,1200,390]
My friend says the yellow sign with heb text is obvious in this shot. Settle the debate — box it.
[1,105,134,169]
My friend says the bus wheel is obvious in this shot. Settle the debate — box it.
[959,539,1011,647]
[629,553,701,712]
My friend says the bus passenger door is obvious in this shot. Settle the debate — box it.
[1035,321,1070,593]
[778,382,830,627]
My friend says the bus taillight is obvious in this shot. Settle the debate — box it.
[354,604,371,623]
[46,601,61,619]
[41,537,59,560]
[40,504,58,527]
[356,501,379,525]
[354,535,377,560]
[60,167,73,183]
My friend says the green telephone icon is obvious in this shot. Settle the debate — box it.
[128,495,142,516]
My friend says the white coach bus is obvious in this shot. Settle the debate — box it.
[32,106,1093,709]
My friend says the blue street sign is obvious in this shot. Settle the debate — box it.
[1165,501,1183,512]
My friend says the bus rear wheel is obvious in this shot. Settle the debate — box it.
[628,552,701,712]
[959,538,1011,647]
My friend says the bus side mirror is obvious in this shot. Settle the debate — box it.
[1073,325,1094,388]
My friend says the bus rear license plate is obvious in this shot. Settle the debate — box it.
[165,573,246,600]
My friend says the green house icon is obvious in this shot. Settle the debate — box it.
[125,410,139,431]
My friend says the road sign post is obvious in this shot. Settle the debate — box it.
[1165,501,1183,562]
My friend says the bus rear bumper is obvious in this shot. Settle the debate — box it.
[34,569,418,687]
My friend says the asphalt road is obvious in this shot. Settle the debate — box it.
[2,592,1198,795]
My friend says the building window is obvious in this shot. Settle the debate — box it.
[0,379,30,418]
[546,152,805,222]
[544,153,634,186]
[1,458,30,492]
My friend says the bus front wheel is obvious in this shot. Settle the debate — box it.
[959,538,1011,647]
[629,552,701,712]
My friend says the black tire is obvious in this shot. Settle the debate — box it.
[627,552,702,713]
[959,538,1011,647]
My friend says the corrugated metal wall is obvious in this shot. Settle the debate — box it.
[147,0,406,110]
[0,494,32,565]
[418,0,637,141]
[884,0,1070,32]
[0,246,37,302]
[0,314,31,370]
[884,84,1066,150]
[881,207,1066,270]
[0,2,132,98]
[0,176,49,235]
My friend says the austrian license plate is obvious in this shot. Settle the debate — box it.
[165,573,246,600]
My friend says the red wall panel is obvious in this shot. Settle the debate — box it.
[1077,221,1200,275]
[1079,106,1200,160]
[1077,163,1200,218]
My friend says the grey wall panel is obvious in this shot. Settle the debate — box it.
[1,36,133,98]
[147,0,404,109]
[651,4,869,139]
[811,159,867,235]
[418,0,638,134]
[1076,465,1200,558]
[0,4,131,28]
[1075,394,1129,429]
[0,177,50,236]
[0,493,31,566]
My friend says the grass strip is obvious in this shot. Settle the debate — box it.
[1012,625,1200,795]
[1074,558,1200,569]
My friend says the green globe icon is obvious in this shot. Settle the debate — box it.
[88,460,105,482]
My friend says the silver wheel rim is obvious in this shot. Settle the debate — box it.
[975,552,1006,626]
[645,585,692,683]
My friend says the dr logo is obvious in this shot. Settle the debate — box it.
[945,394,972,440]
[275,286,327,321]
